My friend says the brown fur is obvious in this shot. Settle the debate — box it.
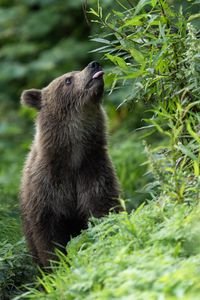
[20,62,121,267]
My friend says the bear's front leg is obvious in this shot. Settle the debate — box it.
[31,210,89,267]
[32,230,57,268]
[30,210,72,267]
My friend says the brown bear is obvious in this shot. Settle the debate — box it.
[20,61,121,267]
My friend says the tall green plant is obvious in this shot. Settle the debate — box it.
[89,0,200,204]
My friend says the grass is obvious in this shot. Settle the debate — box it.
[16,201,200,300]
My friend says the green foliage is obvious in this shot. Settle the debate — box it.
[89,0,200,105]
[110,131,148,208]
[89,0,200,205]
[0,0,92,106]
[0,208,20,244]
[17,201,200,299]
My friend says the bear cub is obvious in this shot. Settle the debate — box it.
[20,61,121,267]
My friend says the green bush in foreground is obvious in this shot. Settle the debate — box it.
[17,201,200,300]
[90,0,200,206]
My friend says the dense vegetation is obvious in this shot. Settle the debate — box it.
[0,0,200,299]
[15,203,200,299]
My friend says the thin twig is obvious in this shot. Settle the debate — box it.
[82,0,90,26]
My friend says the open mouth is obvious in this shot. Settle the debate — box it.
[85,70,104,89]
[92,70,104,79]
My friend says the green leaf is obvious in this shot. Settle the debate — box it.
[188,13,200,21]
[134,0,152,16]
[145,119,171,136]
[151,0,158,6]
[130,48,145,64]
[193,161,199,176]
[112,10,124,17]
[91,38,111,44]
[88,8,99,17]
[122,15,145,27]
[106,54,128,70]
[186,121,200,144]
[89,45,111,53]
[176,143,197,161]
[118,70,146,79]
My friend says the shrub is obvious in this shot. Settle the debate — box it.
[89,0,200,205]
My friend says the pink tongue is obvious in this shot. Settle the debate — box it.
[92,71,104,79]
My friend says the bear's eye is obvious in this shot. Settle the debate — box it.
[65,77,72,85]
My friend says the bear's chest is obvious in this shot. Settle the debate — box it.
[65,118,97,168]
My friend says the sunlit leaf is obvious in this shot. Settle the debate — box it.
[106,54,128,70]
[130,48,145,64]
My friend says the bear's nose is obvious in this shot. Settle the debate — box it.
[88,61,100,69]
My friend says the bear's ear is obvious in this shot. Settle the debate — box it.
[21,89,42,110]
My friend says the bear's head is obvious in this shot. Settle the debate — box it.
[21,61,104,113]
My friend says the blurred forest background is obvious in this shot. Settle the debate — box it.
[0,0,148,249]
[0,0,199,299]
